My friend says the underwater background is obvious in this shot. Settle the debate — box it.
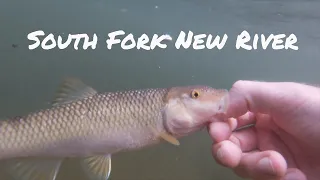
[0,0,320,179]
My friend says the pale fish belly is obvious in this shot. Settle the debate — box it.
[33,128,163,158]
[43,109,167,157]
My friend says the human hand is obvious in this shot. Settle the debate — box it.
[208,80,320,180]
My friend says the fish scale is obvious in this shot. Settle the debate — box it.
[0,88,168,159]
[0,78,229,180]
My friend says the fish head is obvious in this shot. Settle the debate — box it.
[163,85,229,137]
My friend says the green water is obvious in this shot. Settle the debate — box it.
[0,0,319,179]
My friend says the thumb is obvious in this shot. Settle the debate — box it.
[281,168,307,180]
[226,80,320,118]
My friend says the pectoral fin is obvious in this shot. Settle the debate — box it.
[150,126,180,146]
[51,77,98,106]
[80,155,112,180]
[4,158,63,180]
[158,132,180,146]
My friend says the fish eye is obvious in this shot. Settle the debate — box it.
[191,90,200,98]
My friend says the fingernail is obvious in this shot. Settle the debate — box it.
[283,171,304,180]
[283,172,296,180]
[217,147,224,159]
[257,157,275,174]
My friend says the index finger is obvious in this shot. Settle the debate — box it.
[226,80,319,118]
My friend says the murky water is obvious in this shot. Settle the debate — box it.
[0,0,320,179]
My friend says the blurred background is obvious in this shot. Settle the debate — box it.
[0,0,319,179]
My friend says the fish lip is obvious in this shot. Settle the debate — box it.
[221,91,230,114]
[207,91,229,122]
[208,108,228,122]
[213,90,230,115]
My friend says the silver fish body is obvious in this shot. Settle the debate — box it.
[0,88,169,159]
[0,78,229,180]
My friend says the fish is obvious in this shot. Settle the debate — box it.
[0,77,229,180]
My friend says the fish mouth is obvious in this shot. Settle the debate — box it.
[206,92,230,122]
[208,112,227,123]
[217,90,230,113]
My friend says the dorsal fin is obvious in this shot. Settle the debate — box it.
[51,77,98,107]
